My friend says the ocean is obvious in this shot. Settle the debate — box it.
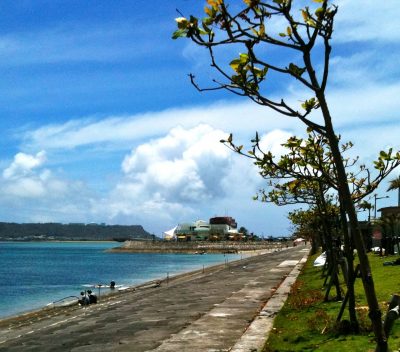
[0,241,241,319]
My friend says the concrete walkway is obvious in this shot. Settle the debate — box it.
[0,246,309,352]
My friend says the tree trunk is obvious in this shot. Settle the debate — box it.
[317,185,342,301]
[316,92,387,351]
[339,203,359,332]
[398,189,400,207]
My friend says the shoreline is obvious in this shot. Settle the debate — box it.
[0,247,284,325]
[0,246,309,351]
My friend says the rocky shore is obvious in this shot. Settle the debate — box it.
[109,240,289,253]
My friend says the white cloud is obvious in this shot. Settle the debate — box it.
[334,0,400,43]
[89,124,291,234]
[1,151,72,201]
[3,178,46,198]
[259,130,294,157]
[6,0,400,234]
[120,124,231,203]
[20,101,301,152]
[3,151,46,180]
[327,82,400,129]
[19,76,400,158]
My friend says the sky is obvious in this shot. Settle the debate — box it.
[0,0,399,237]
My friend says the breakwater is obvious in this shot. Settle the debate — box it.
[109,240,289,253]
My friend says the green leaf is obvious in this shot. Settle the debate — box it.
[198,28,209,35]
[239,53,249,64]
[301,97,317,111]
[315,7,324,18]
[202,21,212,33]
[306,19,317,27]
[203,16,214,26]
[253,66,267,79]
[288,63,306,76]
[379,151,388,159]
[172,29,188,39]
[229,58,241,72]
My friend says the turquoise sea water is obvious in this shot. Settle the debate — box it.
[0,241,240,319]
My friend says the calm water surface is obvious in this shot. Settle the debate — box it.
[0,241,241,319]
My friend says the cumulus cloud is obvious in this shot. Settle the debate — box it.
[2,123,296,232]
[88,124,289,231]
[121,124,231,203]
[89,124,306,235]
[3,151,46,180]
[258,130,294,158]
[1,151,71,200]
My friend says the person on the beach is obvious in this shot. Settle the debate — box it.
[87,290,97,304]
[79,291,89,306]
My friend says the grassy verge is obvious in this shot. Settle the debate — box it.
[263,252,400,352]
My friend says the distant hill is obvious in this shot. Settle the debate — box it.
[0,222,153,242]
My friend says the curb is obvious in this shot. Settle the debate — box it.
[230,250,310,352]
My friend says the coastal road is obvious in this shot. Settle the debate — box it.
[0,246,309,352]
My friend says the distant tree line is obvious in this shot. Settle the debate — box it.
[0,222,152,241]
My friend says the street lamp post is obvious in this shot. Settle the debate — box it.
[374,194,389,219]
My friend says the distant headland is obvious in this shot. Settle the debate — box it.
[0,222,153,242]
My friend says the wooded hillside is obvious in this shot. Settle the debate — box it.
[0,222,152,241]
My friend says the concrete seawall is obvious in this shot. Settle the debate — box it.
[0,246,309,352]
[109,240,290,253]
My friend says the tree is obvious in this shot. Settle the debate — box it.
[288,207,323,252]
[387,176,400,207]
[173,1,400,349]
[376,213,400,256]
[358,201,373,222]
[238,226,249,236]
[223,129,399,330]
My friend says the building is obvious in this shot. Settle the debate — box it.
[379,206,400,218]
[174,216,242,241]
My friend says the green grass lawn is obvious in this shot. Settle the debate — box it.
[263,252,400,352]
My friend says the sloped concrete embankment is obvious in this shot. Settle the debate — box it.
[110,240,288,253]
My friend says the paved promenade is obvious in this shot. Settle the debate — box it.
[0,246,309,352]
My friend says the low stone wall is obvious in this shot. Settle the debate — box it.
[109,240,289,253]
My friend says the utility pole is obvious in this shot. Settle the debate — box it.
[374,194,389,219]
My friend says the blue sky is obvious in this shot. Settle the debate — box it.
[0,1,399,236]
